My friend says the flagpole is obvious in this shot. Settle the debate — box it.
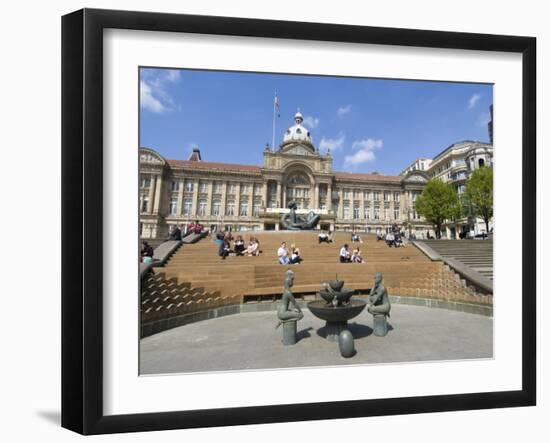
[272,92,277,150]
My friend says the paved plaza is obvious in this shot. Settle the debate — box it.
[140,304,493,375]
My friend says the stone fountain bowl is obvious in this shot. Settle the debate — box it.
[308,300,367,322]
[319,288,355,305]
[327,280,344,291]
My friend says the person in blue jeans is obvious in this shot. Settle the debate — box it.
[277,241,290,264]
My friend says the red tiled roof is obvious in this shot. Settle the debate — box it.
[334,172,403,183]
[167,159,402,182]
[167,159,262,174]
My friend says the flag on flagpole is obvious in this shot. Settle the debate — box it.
[274,93,280,117]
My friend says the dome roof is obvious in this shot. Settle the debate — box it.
[282,111,313,145]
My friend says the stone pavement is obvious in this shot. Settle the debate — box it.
[140,304,492,375]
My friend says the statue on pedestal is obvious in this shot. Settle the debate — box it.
[276,270,304,345]
[367,272,391,317]
[280,201,321,230]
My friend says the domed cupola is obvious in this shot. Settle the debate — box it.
[280,110,315,154]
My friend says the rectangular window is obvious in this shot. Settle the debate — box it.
[374,207,380,220]
[171,181,179,192]
[253,202,261,216]
[363,190,370,200]
[239,202,248,216]
[183,198,193,215]
[373,191,380,201]
[227,183,236,194]
[226,201,235,216]
[353,206,360,219]
[240,184,249,195]
[394,208,400,220]
[169,197,178,214]
[199,182,207,193]
[353,190,361,199]
[384,191,391,202]
[214,182,222,193]
[198,199,207,216]
[343,205,350,219]
[141,197,149,212]
[184,181,194,192]
[393,192,400,202]
[140,176,151,188]
[254,184,262,195]
[343,189,350,199]
[212,201,221,216]
[364,206,370,220]
[384,208,390,220]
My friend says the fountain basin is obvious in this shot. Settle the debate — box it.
[308,300,367,342]
[319,288,354,305]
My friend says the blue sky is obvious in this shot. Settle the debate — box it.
[140,67,492,175]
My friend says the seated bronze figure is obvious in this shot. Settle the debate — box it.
[280,201,321,230]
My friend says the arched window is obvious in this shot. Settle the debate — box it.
[478,158,485,168]
[285,172,311,209]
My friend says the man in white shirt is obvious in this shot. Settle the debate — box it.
[277,242,289,265]
[339,244,351,263]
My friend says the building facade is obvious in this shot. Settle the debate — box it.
[400,140,494,238]
[139,112,490,239]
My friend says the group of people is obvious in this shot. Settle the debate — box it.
[376,224,406,248]
[140,240,154,264]
[168,220,204,241]
[318,231,334,244]
[350,231,363,243]
[217,231,260,260]
[339,243,365,264]
[277,241,303,265]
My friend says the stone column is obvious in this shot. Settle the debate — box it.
[235,182,241,219]
[147,174,156,214]
[190,179,199,216]
[262,182,268,209]
[206,181,213,218]
[314,183,319,210]
[276,182,282,208]
[176,178,184,215]
[327,183,332,213]
[282,184,286,209]
[153,174,163,214]
[220,182,227,217]
[338,187,344,219]
[360,192,366,221]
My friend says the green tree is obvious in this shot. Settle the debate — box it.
[463,166,493,234]
[415,178,461,239]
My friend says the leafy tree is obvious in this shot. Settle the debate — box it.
[415,178,461,239]
[463,166,493,234]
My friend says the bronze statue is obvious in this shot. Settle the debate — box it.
[280,201,321,230]
[276,270,303,345]
[367,272,391,318]
[277,270,304,323]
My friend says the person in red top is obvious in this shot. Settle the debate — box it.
[193,220,203,234]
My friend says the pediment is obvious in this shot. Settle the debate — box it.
[139,148,166,165]
[281,143,316,156]
[403,171,428,183]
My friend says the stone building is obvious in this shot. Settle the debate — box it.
[139,112,435,239]
[401,140,494,238]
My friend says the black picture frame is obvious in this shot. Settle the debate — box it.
[61,8,536,435]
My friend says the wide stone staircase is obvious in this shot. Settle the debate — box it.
[140,232,491,333]
[417,239,493,281]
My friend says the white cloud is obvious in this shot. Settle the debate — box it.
[344,138,383,169]
[140,69,181,114]
[477,112,491,127]
[319,134,345,153]
[468,93,481,109]
[303,115,320,128]
[337,105,352,117]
